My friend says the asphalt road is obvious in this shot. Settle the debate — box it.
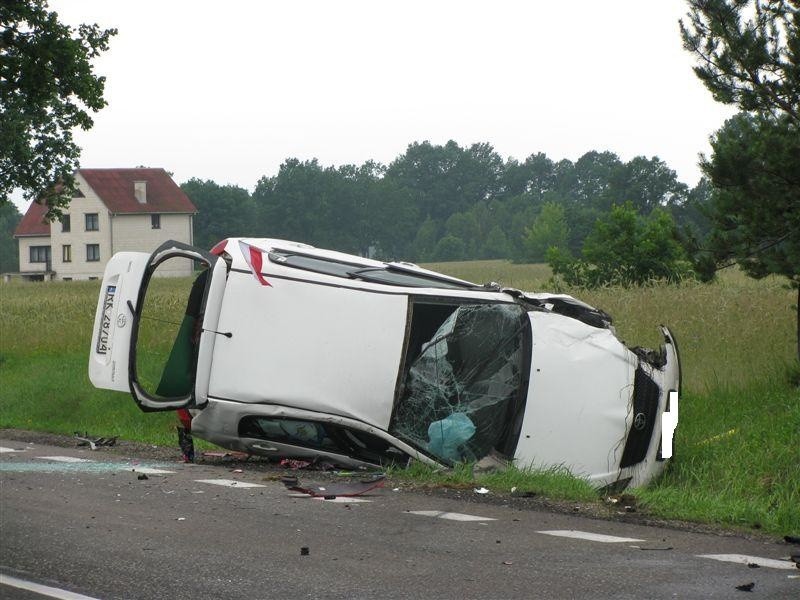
[1,438,797,599]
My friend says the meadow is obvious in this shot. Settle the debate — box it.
[1,263,798,535]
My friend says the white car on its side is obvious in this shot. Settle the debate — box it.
[89,238,680,490]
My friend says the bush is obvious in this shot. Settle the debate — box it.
[549,203,695,287]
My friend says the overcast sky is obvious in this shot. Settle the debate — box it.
[15,0,735,211]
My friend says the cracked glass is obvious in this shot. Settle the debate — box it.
[391,303,530,463]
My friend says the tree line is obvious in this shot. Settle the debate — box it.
[183,142,710,269]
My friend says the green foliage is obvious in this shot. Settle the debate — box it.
[482,225,510,258]
[522,201,569,262]
[432,234,466,261]
[680,0,799,124]
[700,113,799,284]
[682,0,799,359]
[0,0,116,218]
[549,203,695,287]
[169,141,700,267]
[181,178,256,251]
[0,202,21,272]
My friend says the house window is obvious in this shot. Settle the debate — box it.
[85,213,99,231]
[30,246,51,263]
[62,245,72,263]
[63,277,72,281]
[151,214,161,229]
[61,214,71,232]
[86,244,100,262]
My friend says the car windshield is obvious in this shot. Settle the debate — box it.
[390,302,530,464]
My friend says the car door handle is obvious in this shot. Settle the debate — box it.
[250,443,279,452]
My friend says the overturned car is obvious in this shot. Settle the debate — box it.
[89,238,679,489]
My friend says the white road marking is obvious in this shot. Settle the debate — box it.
[131,467,175,474]
[0,447,25,453]
[194,479,266,488]
[697,554,798,571]
[537,530,645,543]
[407,510,496,522]
[35,456,93,463]
[0,573,101,600]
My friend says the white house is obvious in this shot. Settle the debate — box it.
[14,168,197,281]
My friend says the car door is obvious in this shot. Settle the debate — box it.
[128,240,227,411]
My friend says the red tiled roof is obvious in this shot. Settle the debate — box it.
[79,168,196,215]
[13,200,50,237]
[13,168,196,236]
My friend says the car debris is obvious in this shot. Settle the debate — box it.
[88,238,681,490]
[283,475,386,498]
[785,535,800,545]
[74,432,117,450]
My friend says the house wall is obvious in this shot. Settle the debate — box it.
[50,173,112,280]
[112,213,194,276]
[17,235,53,275]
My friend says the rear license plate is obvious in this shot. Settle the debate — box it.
[96,285,116,355]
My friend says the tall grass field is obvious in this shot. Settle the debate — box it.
[1,263,798,535]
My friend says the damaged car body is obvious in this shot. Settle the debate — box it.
[89,238,680,489]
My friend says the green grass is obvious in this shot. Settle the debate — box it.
[1,266,798,535]
[391,461,598,502]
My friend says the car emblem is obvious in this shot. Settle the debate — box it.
[633,412,647,430]
[117,314,127,328]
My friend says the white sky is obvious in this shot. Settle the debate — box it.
[14,0,734,212]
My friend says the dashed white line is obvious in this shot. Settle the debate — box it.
[407,510,496,522]
[537,530,645,543]
[697,554,798,571]
[194,479,266,488]
[131,467,175,474]
[0,447,25,453]
[35,456,93,463]
[0,573,101,600]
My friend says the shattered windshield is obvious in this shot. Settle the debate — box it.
[390,302,530,464]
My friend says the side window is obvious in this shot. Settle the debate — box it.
[238,416,408,466]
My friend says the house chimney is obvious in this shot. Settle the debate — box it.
[134,180,147,203]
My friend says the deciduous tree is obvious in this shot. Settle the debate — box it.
[0,0,116,217]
